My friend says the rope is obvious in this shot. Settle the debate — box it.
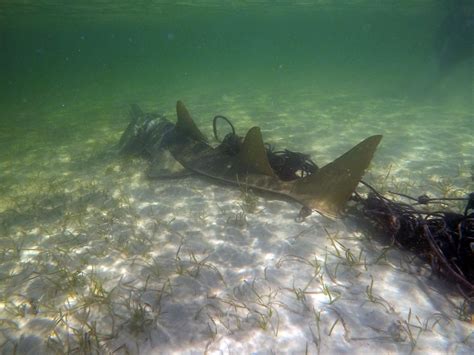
[213,115,235,143]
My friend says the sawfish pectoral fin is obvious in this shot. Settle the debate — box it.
[238,127,276,177]
[147,148,192,179]
[292,135,382,218]
[176,100,208,143]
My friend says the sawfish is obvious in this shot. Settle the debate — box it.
[119,101,382,219]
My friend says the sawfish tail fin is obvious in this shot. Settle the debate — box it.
[176,100,208,143]
[293,135,382,218]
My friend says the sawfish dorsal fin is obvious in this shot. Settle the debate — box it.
[238,127,275,177]
[293,135,382,218]
[176,100,208,142]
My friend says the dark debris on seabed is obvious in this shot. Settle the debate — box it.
[350,183,474,322]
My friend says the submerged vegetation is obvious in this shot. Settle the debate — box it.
[1,0,473,351]
[0,95,472,352]
[0,89,472,353]
[0,143,472,353]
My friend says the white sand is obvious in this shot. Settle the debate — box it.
[0,91,473,354]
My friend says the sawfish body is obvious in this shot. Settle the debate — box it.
[120,101,382,219]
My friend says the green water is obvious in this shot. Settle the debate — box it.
[1,1,471,193]
[0,1,473,353]
[0,2,466,108]
[0,2,448,106]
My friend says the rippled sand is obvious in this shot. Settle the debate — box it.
[1,86,472,353]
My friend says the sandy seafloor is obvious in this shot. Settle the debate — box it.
[0,0,473,345]
[0,77,473,354]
